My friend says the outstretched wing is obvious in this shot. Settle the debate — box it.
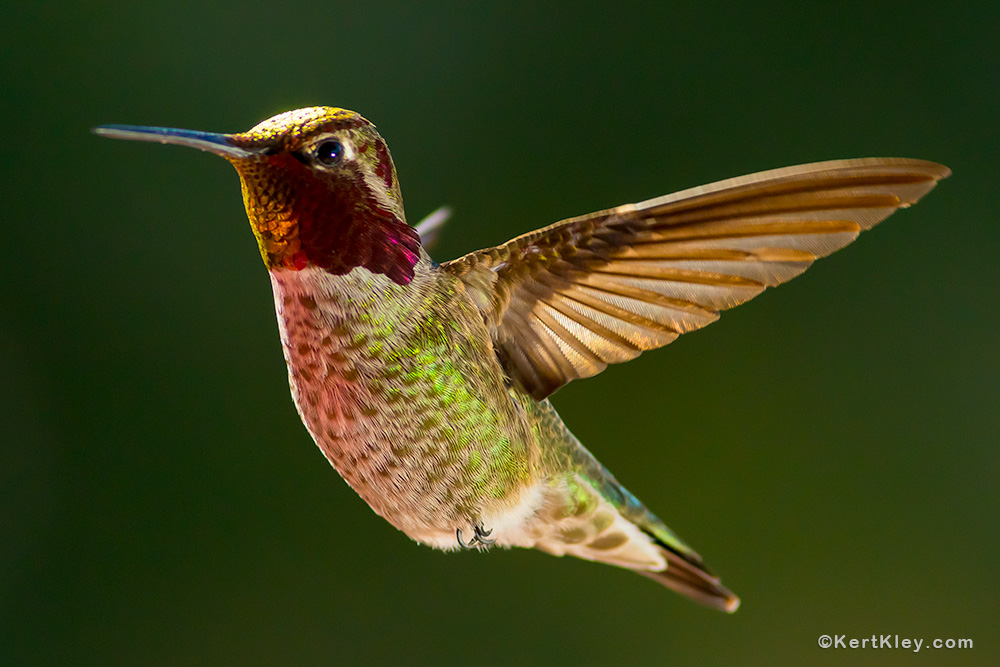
[442,158,950,400]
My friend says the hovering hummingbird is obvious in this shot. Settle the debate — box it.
[94,107,949,612]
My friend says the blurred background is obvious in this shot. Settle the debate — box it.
[2,2,997,665]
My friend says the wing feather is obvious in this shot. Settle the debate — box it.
[442,158,949,399]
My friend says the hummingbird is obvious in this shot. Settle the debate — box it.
[94,107,949,612]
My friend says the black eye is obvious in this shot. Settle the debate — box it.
[315,140,344,166]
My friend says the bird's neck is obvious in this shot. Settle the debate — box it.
[270,252,436,334]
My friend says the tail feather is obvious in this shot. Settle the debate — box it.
[636,544,740,613]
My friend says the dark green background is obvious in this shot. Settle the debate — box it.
[2,3,997,665]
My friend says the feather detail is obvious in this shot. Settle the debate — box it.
[443,158,950,399]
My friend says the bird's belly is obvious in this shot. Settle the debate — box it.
[290,366,542,543]
[286,345,467,533]
[275,308,535,542]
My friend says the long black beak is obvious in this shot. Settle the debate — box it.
[92,124,254,159]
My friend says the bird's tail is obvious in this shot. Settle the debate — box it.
[525,472,740,612]
[635,539,740,613]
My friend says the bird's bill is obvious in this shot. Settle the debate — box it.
[92,124,254,159]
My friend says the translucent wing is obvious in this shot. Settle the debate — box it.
[442,158,950,400]
[414,205,452,249]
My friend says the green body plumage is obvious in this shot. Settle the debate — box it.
[270,256,719,602]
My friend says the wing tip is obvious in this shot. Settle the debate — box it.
[788,156,951,182]
[640,156,951,213]
[850,156,950,176]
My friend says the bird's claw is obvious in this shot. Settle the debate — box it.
[456,522,495,549]
[475,524,495,545]
[456,528,473,549]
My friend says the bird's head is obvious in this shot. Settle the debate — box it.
[95,107,421,284]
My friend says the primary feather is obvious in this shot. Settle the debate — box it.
[444,158,950,399]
